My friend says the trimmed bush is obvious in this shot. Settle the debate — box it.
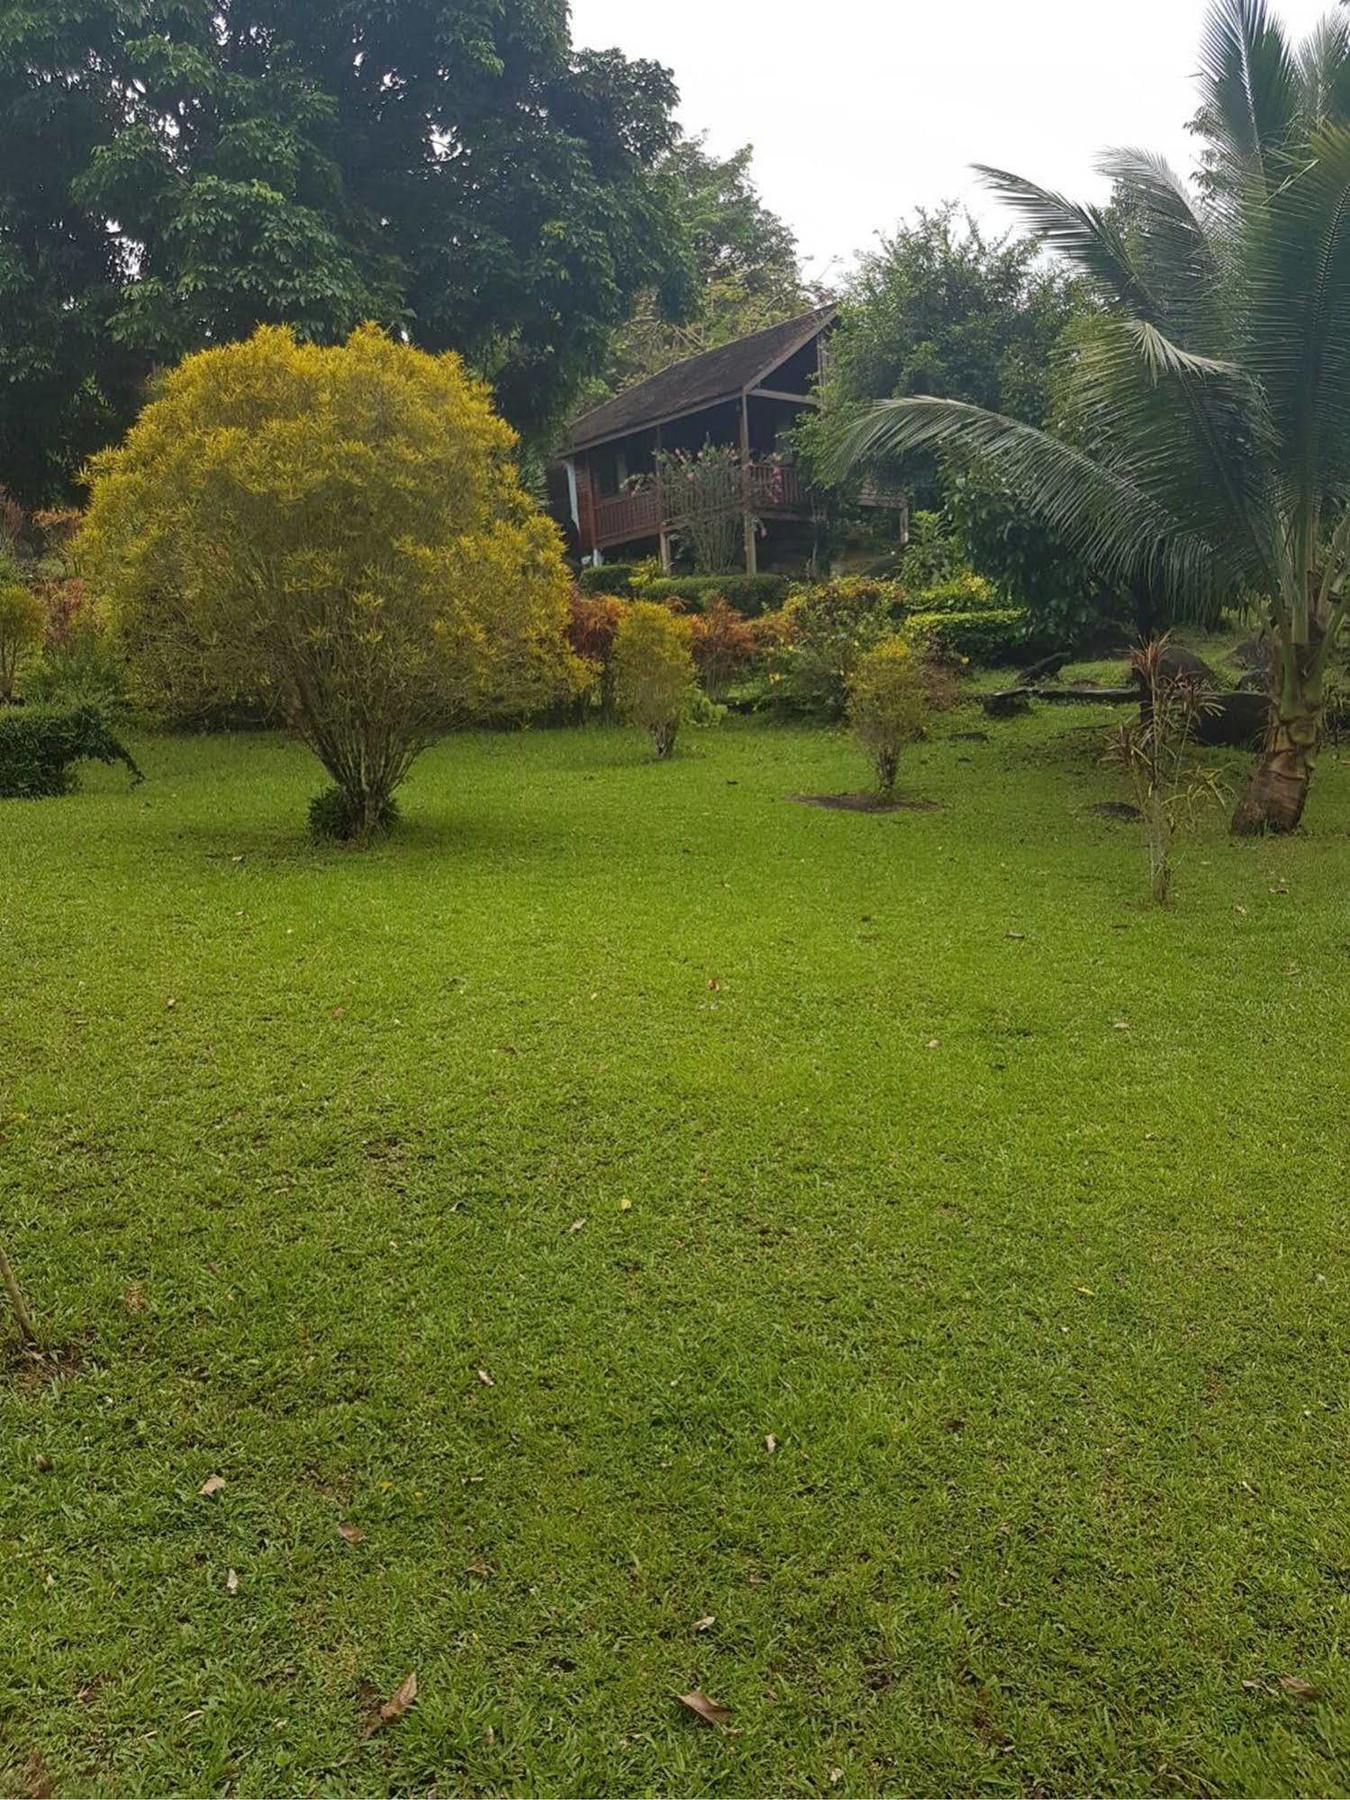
[849,637,930,792]
[566,593,629,717]
[578,563,640,598]
[643,573,790,616]
[612,601,696,758]
[908,571,1002,615]
[0,705,142,799]
[904,607,1027,666]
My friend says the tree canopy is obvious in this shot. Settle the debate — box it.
[586,136,816,400]
[1,0,691,502]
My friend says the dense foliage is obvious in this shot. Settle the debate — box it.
[586,137,815,400]
[641,574,790,615]
[79,325,582,840]
[1,0,690,502]
[800,207,1083,507]
[0,703,141,798]
[0,579,43,703]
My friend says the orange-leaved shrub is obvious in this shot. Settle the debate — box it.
[688,597,756,700]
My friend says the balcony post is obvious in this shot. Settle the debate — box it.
[739,393,757,575]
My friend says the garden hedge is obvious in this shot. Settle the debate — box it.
[0,704,143,798]
[904,608,1028,665]
[643,574,790,615]
[577,564,640,597]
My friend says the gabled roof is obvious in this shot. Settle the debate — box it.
[567,304,837,452]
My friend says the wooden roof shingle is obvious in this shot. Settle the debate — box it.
[566,304,836,452]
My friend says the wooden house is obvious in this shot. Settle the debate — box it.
[556,305,902,574]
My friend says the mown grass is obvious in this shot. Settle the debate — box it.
[1,695,1348,1796]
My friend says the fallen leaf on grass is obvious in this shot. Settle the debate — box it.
[226,1568,239,1594]
[694,1615,717,1633]
[477,1368,495,1387]
[199,1475,226,1497]
[678,1688,731,1727]
[1278,1675,1322,1700]
[569,1218,587,1233]
[123,1283,146,1313]
[764,1434,778,1454]
[1112,1020,1131,1031]
[619,1197,632,1212]
[337,1523,364,1545]
[926,1038,941,1050]
[1075,1285,1096,1297]
[365,1672,418,1737]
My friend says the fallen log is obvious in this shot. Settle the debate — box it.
[983,684,1137,715]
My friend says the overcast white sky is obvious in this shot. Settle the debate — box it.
[569,0,1334,284]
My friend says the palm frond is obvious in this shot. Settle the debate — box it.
[1095,149,1232,343]
[828,396,1229,612]
[1244,121,1350,539]
[1197,0,1300,196]
[1067,318,1280,594]
[973,166,1158,318]
[1297,13,1350,136]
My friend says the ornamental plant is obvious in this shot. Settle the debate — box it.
[689,598,757,699]
[848,637,931,792]
[79,325,582,843]
[567,593,629,718]
[0,580,43,702]
[771,577,906,717]
[612,601,696,757]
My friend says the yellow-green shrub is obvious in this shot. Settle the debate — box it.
[612,601,696,758]
[848,636,930,792]
[0,583,44,703]
[78,324,583,842]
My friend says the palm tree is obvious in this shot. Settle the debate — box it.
[834,0,1350,834]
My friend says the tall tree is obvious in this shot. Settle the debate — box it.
[0,0,689,502]
[801,205,1082,507]
[833,0,1350,835]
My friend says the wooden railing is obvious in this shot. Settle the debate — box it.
[589,461,811,549]
[585,462,903,550]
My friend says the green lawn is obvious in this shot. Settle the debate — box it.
[2,703,1348,1796]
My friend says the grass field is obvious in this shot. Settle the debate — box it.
[2,697,1349,1796]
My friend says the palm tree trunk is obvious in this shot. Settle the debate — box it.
[1230,638,1321,835]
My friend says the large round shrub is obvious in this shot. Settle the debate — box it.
[79,325,582,843]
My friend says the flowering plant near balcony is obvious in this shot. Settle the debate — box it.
[649,443,748,574]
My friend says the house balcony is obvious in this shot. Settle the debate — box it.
[587,461,813,553]
[585,462,904,555]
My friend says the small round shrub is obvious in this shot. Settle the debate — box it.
[848,637,931,793]
[309,785,401,843]
[612,601,696,759]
